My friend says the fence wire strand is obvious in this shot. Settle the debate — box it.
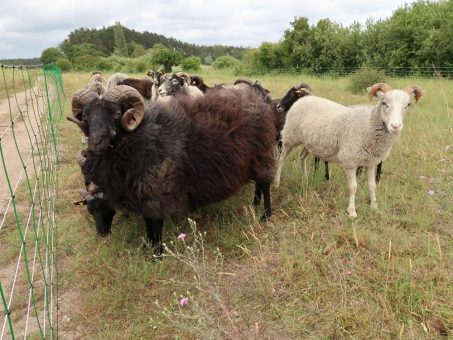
[0,64,64,340]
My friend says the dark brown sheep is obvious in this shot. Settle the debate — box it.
[69,86,276,256]
[117,77,153,100]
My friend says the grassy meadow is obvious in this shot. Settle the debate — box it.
[56,68,452,338]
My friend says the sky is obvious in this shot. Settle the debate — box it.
[0,0,414,59]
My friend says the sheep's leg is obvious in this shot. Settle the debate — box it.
[314,157,320,172]
[375,162,382,183]
[324,161,330,181]
[345,168,358,218]
[367,166,378,209]
[144,217,164,257]
[300,148,310,176]
[275,144,295,187]
[253,183,262,206]
[258,182,272,222]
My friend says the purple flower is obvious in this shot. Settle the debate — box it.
[427,190,435,196]
[177,233,187,241]
[346,271,353,276]
[179,296,189,307]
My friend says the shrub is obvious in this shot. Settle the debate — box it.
[55,58,71,72]
[349,67,386,94]
[73,55,102,71]
[41,48,64,65]
[181,56,201,71]
[212,56,241,70]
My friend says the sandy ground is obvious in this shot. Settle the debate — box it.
[0,81,46,211]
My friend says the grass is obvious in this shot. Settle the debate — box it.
[56,68,452,338]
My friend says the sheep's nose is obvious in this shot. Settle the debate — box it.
[391,123,402,131]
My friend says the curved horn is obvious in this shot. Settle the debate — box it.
[367,83,392,102]
[71,88,99,116]
[176,72,191,85]
[234,78,254,86]
[103,85,145,132]
[69,88,99,136]
[404,85,423,103]
[295,83,312,92]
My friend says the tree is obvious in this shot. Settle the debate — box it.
[181,56,201,71]
[55,58,71,72]
[212,56,241,70]
[129,42,146,57]
[40,47,64,65]
[149,45,183,72]
[114,22,128,57]
[72,43,105,59]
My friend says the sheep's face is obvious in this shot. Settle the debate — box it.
[368,83,422,134]
[86,197,115,237]
[277,86,311,112]
[277,88,301,112]
[377,90,414,134]
[158,74,184,96]
[83,99,124,154]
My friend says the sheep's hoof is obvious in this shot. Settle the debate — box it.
[347,208,357,218]
[259,212,271,223]
[370,201,378,210]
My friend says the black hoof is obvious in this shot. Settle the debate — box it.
[259,212,271,223]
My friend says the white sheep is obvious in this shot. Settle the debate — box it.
[157,72,203,101]
[274,83,423,218]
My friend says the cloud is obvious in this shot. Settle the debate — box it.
[0,0,414,59]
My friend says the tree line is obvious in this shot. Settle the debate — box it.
[40,0,452,76]
[245,0,452,76]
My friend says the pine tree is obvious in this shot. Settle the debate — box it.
[113,22,128,57]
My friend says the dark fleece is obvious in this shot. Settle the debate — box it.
[82,88,276,219]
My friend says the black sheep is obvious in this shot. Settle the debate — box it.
[69,86,276,255]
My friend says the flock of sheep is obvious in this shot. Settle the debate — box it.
[68,70,423,257]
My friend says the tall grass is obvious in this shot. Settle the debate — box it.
[57,69,452,338]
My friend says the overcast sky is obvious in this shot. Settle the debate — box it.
[1,0,414,59]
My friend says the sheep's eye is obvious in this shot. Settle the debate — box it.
[382,102,388,108]
[406,103,411,108]
[112,111,121,119]
[172,79,179,85]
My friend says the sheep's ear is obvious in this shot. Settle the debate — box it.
[121,108,142,131]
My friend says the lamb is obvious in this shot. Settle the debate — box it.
[157,72,204,100]
[106,72,128,89]
[274,83,423,218]
[68,85,276,256]
[117,77,153,100]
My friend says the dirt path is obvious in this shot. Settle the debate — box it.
[0,81,46,212]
